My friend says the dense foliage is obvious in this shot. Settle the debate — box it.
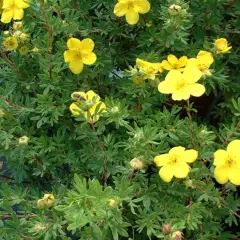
[0,0,240,239]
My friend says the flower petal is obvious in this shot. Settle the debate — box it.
[228,167,240,186]
[158,80,176,94]
[214,165,229,184]
[82,52,97,65]
[114,2,128,16]
[1,9,13,23]
[213,150,229,166]
[134,0,151,14]
[159,164,174,183]
[186,58,198,68]
[86,90,100,102]
[16,0,30,8]
[162,60,173,70]
[67,38,81,50]
[154,154,169,167]
[172,90,190,101]
[126,10,139,25]
[69,103,82,116]
[13,8,24,20]
[197,51,214,65]
[69,60,84,74]
[64,50,77,62]
[183,68,203,84]
[187,83,206,97]
[169,146,185,155]
[80,38,95,54]
[167,55,178,67]
[165,69,183,82]
[178,56,188,68]
[173,162,190,178]
[227,140,240,157]
[181,149,198,163]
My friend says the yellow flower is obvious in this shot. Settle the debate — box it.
[2,36,18,51]
[0,0,3,13]
[18,136,29,145]
[187,51,214,76]
[69,90,106,124]
[136,58,163,80]
[114,0,151,25]
[154,146,198,182]
[37,193,56,209]
[214,38,232,54]
[158,68,205,101]
[213,140,240,185]
[64,38,97,74]
[162,54,188,71]
[1,0,30,24]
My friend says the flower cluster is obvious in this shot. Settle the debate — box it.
[154,140,240,186]
[69,90,106,124]
[0,0,30,23]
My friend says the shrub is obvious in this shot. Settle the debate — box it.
[0,0,240,239]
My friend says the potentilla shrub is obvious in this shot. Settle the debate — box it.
[0,0,240,239]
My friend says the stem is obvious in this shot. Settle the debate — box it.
[137,91,142,112]
[223,122,240,146]
[186,100,195,148]
[90,123,108,185]
[41,0,53,80]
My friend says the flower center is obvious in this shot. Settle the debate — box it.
[128,1,135,10]
[198,64,207,72]
[169,154,179,165]
[176,79,186,90]
[218,43,226,51]
[227,157,236,168]
[75,51,82,60]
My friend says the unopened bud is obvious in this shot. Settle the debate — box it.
[13,21,23,30]
[111,106,119,114]
[162,224,171,235]
[34,222,47,233]
[32,46,39,53]
[37,194,55,209]
[172,231,183,240]
[168,4,182,16]
[108,199,117,208]
[3,31,10,36]
[19,46,29,56]
[18,136,29,145]
[13,30,22,37]
[130,158,144,170]
[0,109,5,118]
[19,33,27,41]
[185,179,193,188]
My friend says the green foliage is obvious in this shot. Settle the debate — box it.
[0,0,240,239]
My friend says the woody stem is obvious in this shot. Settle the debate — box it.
[186,100,195,148]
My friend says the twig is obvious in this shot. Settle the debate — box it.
[137,91,142,112]
[230,210,240,219]
[20,235,32,240]
[0,213,37,219]
[90,123,108,185]
[41,0,54,80]
[223,122,240,146]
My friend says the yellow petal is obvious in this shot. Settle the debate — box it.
[178,56,188,68]
[71,91,86,100]
[82,52,97,65]
[16,0,30,8]
[162,60,173,70]
[197,51,214,65]
[69,103,82,116]
[67,38,81,50]
[159,164,174,183]
[136,58,149,71]
[64,50,77,62]
[13,8,24,20]
[80,38,95,54]
[154,154,169,167]
[1,9,13,23]
[126,10,139,25]
[227,140,240,156]
[181,149,198,163]
[169,146,185,155]
[114,2,128,16]
[186,58,198,68]
[183,68,202,84]
[158,80,176,94]
[165,69,183,82]
[228,167,240,186]
[133,0,151,14]
[187,83,206,97]
[213,150,228,166]
[167,54,178,67]
[172,90,190,101]
[69,60,83,74]
[86,90,100,102]
[173,162,190,178]
[214,165,229,184]
[89,102,106,115]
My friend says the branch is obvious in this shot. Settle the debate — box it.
[186,100,195,148]
[223,122,240,146]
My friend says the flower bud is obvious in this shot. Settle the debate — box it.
[37,199,46,209]
[172,231,183,240]
[185,179,193,188]
[168,4,182,16]
[108,199,117,208]
[18,136,29,145]
[111,106,119,114]
[34,222,47,233]
[129,158,144,171]
[19,46,29,56]
[3,31,10,36]
[13,30,22,37]
[19,33,27,41]
[32,46,39,53]
[13,21,23,30]
[162,224,171,235]
[37,194,55,209]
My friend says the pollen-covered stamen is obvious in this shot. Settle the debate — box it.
[128,1,135,10]
[176,79,186,90]
[226,157,237,168]
[169,154,180,164]
[198,64,207,72]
